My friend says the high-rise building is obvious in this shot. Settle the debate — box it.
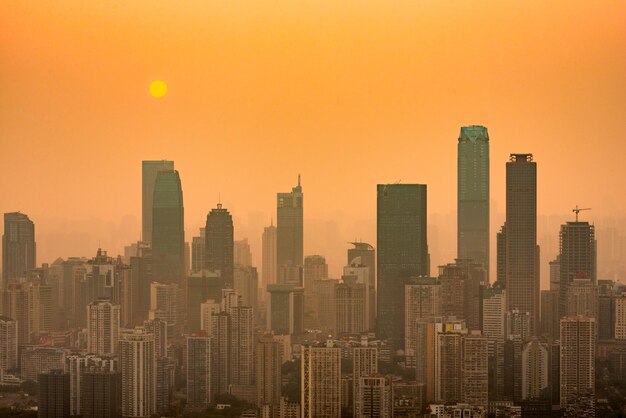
[234,265,259,315]
[354,376,393,418]
[81,368,121,418]
[353,347,378,416]
[521,338,548,400]
[335,276,366,336]
[315,279,338,335]
[558,221,596,318]
[262,221,277,292]
[564,278,598,320]
[205,204,234,290]
[87,299,120,356]
[436,332,463,404]
[457,126,490,277]
[151,169,185,285]
[1,283,30,344]
[301,346,341,418]
[404,277,441,361]
[142,160,174,244]
[128,244,152,326]
[120,327,156,418]
[38,370,70,418]
[187,270,221,332]
[27,283,54,337]
[343,261,374,332]
[255,333,283,410]
[615,296,626,340]
[415,318,442,402]
[66,353,116,417]
[149,282,179,335]
[143,318,168,358]
[560,316,595,411]
[234,238,253,267]
[505,309,531,342]
[462,332,488,408]
[482,286,505,340]
[20,346,66,382]
[267,284,304,335]
[347,243,375,291]
[277,177,304,286]
[191,228,206,273]
[0,316,18,372]
[504,154,539,335]
[540,289,560,340]
[503,335,523,402]
[438,259,486,330]
[229,303,255,387]
[2,212,36,287]
[377,184,429,347]
[186,335,213,407]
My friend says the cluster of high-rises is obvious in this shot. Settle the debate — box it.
[0,127,622,418]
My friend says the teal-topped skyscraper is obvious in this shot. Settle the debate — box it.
[377,184,429,347]
[142,160,174,244]
[458,125,489,278]
[152,169,185,284]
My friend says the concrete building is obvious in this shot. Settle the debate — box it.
[235,238,253,267]
[81,368,121,418]
[301,346,341,418]
[205,203,234,290]
[521,338,548,400]
[336,276,366,336]
[560,316,595,410]
[0,316,18,372]
[2,212,36,287]
[404,277,441,361]
[87,299,120,356]
[149,282,179,335]
[186,335,213,407]
[120,327,156,418]
[277,177,304,286]
[353,347,378,416]
[255,333,283,410]
[38,370,70,418]
[20,345,66,382]
[354,376,393,418]
[141,160,174,244]
[262,222,277,294]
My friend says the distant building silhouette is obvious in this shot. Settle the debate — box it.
[38,370,70,418]
[262,221,277,293]
[142,160,174,244]
[2,212,36,288]
[205,204,234,290]
[277,177,303,286]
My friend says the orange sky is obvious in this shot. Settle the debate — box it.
[1,0,625,283]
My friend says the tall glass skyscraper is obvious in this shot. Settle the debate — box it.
[457,125,489,277]
[276,176,303,286]
[376,184,429,347]
[142,160,174,244]
[151,170,185,284]
[205,203,234,290]
[505,154,539,335]
[2,212,36,288]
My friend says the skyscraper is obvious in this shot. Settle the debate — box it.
[354,376,393,418]
[87,299,120,356]
[335,275,366,336]
[38,370,70,418]
[255,333,283,410]
[353,347,379,416]
[0,316,18,372]
[301,346,341,418]
[457,126,490,277]
[2,212,36,287]
[377,183,429,346]
[277,177,303,286]
[234,238,253,267]
[205,204,234,289]
[120,327,156,418]
[151,169,185,285]
[149,282,180,336]
[521,338,548,400]
[186,335,213,407]
[560,316,595,411]
[558,220,596,318]
[404,277,441,361]
[505,154,539,335]
[142,160,174,244]
[262,221,277,291]
[191,228,206,273]
[81,368,121,418]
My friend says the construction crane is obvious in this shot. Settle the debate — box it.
[572,205,591,222]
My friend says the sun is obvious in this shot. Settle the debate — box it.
[149,80,168,98]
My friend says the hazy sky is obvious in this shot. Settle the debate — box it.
[1,0,625,281]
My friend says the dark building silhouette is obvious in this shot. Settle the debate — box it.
[151,170,185,285]
[38,370,70,418]
[205,204,234,290]
[276,176,303,286]
[2,212,36,288]
[457,126,490,277]
[438,259,486,331]
[142,160,174,244]
[504,154,540,335]
[376,184,429,347]
[81,369,121,418]
[186,270,221,332]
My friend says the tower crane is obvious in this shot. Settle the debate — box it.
[572,205,591,222]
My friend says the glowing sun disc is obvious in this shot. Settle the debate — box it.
[149,80,168,98]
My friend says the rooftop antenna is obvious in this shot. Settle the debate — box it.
[572,205,591,222]
[298,174,301,187]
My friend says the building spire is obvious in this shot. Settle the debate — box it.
[298,174,301,187]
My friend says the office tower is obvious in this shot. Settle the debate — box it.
[142,160,174,244]
[354,376,393,418]
[191,228,206,273]
[347,242,375,293]
[0,316,18,372]
[235,238,253,267]
[482,286,505,340]
[503,335,523,402]
[277,177,304,286]
[1,283,30,345]
[205,204,234,289]
[496,224,506,287]
[558,221,597,318]
[66,354,116,417]
[404,277,441,361]
[353,347,378,416]
[615,296,626,340]
[505,309,531,342]
[267,284,304,335]
[335,276,366,336]
[315,279,338,335]
[262,221,277,291]
[438,259,486,330]
[2,212,36,287]
[120,327,156,418]
[256,334,283,410]
[143,318,168,358]
[61,257,87,325]
[234,265,259,314]
[187,270,221,332]
[87,299,120,356]
[126,243,151,325]
[505,154,540,335]
[560,316,595,411]
[540,290,560,340]
[20,346,67,381]
[301,346,341,418]
[457,126,490,277]
[377,184,429,347]
[149,282,179,335]
[38,370,70,418]
[151,169,185,285]
[462,332,488,408]
[343,261,374,332]
[187,335,213,407]
[81,368,121,418]
[521,338,548,400]
[564,278,598,320]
